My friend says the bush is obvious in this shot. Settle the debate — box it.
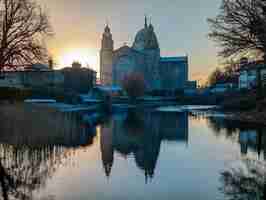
[221,96,257,111]
[256,98,266,112]
[122,72,145,101]
[0,87,32,101]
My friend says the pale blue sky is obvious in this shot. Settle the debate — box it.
[41,0,222,83]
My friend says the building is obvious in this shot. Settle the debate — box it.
[62,62,97,93]
[100,17,189,92]
[210,83,236,94]
[0,62,97,94]
[0,70,64,89]
[238,61,260,90]
[238,60,266,90]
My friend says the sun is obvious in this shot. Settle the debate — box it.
[58,48,98,69]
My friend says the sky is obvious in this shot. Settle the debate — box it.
[40,0,222,84]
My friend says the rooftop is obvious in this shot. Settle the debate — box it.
[160,56,188,62]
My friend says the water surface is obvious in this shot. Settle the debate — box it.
[0,106,264,200]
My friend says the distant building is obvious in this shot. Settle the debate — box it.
[0,62,97,94]
[100,17,190,92]
[186,81,197,89]
[184,80,198,95]
[62,63,97,93]
[238,60,266,90]
[210,83,236,94]
[0,69,64,89]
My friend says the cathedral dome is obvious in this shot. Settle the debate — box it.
[132,19,159,51]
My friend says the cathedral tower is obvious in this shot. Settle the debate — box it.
[100,24,114,85]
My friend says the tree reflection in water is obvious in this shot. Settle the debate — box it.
[192,111,266,159]
[0,145,67,200]
[0,104,97,200]
[191,112,266,199]
[220,159,266,200]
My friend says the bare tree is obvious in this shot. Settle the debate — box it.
[208,0,266,60]
[122,72,146,102]
[0,0,53,69]
[208,67,223,86]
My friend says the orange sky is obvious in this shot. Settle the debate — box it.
[40,0,222,83]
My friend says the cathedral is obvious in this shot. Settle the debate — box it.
[100,17,189,92]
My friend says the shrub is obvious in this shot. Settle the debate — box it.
[0,87,32,101]
[257,98,266,112]
[221,96,257,111]
[122,72,145,101]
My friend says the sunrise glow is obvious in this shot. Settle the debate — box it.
[58,48,98,69]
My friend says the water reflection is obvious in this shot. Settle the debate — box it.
[0,105,97,200]
[191,112,266,199]
[1,105,266,200]
[220,158,266,200]
[191,111,266,159]
[100,110,188,182]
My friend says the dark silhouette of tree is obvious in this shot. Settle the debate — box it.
[208,61,243,87]
[208,68,223,86]
[122,72,145,101]
[208,0,266,98]
[208,0,266,59]
[0,0,53,69]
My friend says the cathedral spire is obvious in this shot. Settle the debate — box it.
[101,21,113,51]
[145,15,148,28]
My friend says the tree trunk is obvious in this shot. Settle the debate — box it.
[0,161,8,200]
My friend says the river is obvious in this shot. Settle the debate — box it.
[0,105,264,200]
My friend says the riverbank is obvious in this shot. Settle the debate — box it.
[227,110,266,126]
[218,94,266,125]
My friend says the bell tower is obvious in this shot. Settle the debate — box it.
[100,24,114,85]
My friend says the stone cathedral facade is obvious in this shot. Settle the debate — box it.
[100,17,188,92]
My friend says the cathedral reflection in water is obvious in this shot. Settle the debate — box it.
[1,106,266,200]
[100,111,189,181]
